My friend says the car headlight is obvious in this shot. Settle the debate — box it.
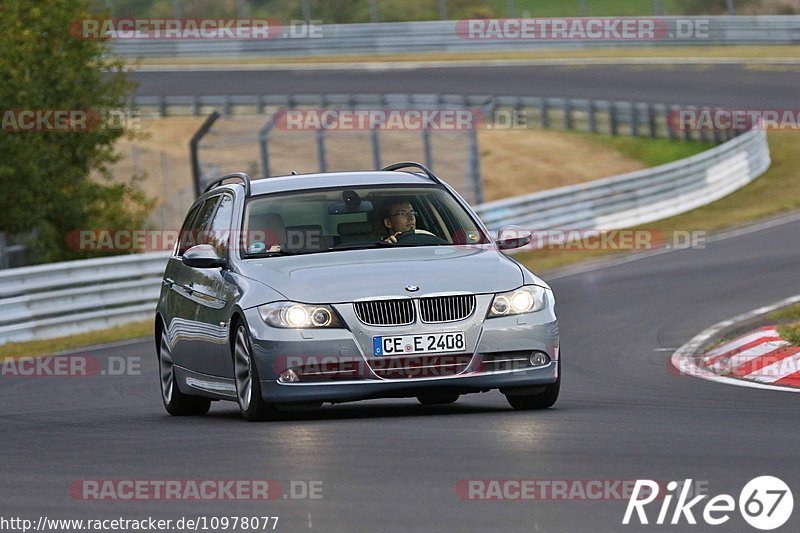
[488,286,546,317]
[258,302,343,328]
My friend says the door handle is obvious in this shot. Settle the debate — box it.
[163,277,175,287]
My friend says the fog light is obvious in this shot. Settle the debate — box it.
[278,369,300,383]
[529,351,550,367]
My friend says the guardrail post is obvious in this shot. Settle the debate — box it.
[190,111,221,198]
[699,122,710,143]
[609,102,618,136]
[0,233,7,270]
[257,95,265,115]
[223,95,232,117]
[667,105,678,141]
[259,116,275,178]
[684,107,694,142]
[371,127,381,168]
[159,96,167,118]
[192,95,200,116]
[648,103,657,138]
[541,99,550,129]
[588,99,597,133]
[469,126,483,205]
[316,128,328,172]
[564,99,574,130]
[422,127,433,169]
[630,102,639,137]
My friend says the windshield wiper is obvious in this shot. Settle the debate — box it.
[326,241,395,252]
[243,249,307,258]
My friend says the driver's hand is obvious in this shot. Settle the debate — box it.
[384,231,402,244]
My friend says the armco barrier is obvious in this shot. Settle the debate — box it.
[0,252,170,344]
[112,16,800,58]
[0,130,770,345]
[474,128,769,232]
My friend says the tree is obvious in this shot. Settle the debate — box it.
[0,0,153,264]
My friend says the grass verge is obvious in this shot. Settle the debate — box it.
[515,130,800,272]
[1,320,152,359]
[769,304,800,347]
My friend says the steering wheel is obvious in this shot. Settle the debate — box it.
[395,229,447,245]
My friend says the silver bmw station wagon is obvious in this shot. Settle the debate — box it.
[155,162,559,421]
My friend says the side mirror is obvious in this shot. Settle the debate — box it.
[496,226,532,251]
[182,244,226,268]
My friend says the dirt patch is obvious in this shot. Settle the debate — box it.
[478,129,644,202]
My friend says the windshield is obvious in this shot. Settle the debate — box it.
[240,185,490,257]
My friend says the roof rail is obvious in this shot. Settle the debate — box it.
[204,172,251,196]
[381,162,442,185]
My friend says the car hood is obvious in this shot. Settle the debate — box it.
[237,245,534,303]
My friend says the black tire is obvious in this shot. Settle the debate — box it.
[504,359,561,410]
[158,330,211,416]
[417,392,460,405]
[233,324,280,421]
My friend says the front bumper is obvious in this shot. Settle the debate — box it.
[242,300,559,404]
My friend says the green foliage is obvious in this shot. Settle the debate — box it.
[0,0,153,264]
[572,133,715,168]
[768,304,800,322]
[674,0,759,15]
[778,322,800,346]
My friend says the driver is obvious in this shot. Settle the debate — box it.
[381,198,417,244]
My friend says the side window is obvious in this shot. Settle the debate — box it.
[177,197,219,256]
[206,194,233,256]
[175,204,200,256]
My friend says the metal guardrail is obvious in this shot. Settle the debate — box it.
[474,128,770,232]
[0,252,170,344]
[0,116,771,345]
[113,16,800,58]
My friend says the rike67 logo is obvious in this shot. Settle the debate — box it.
[623,476,793,530]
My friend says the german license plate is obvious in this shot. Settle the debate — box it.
[373,332,466,356]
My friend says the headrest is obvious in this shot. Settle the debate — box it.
[249,213,285,246]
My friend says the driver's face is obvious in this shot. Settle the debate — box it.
[383,202,416,233]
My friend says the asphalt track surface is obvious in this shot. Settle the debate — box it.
[2,63,799,532]
[131,63,800,107]
[2,215,799,532]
